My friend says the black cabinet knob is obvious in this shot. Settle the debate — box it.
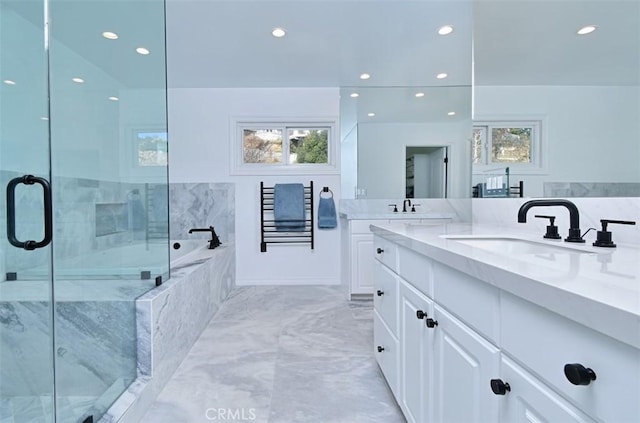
[426,318,438,328]
[416,310,426,319]
[376,247,384,254]
[377,290,384,296]
[490,379,511,395]
[564,363,597,385]
[377,346,385,353]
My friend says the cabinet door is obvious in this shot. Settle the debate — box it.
[433,305,500,423]
[351,233,374,295]
[399,279,434,423]
[498,356,597,423]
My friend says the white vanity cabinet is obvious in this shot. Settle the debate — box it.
[375,238,501,423]
[371,233,640,423]
[341,218,441,299]
[398,279,434,423]
[496,356,597,423]
[432,304,500,423]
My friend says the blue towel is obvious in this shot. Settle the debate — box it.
[274,183,306,231]
[318,196,337,229]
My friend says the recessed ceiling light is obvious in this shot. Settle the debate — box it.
[72,77,84,83]
[3,79,16,85]
[438,25,454,35]
[415,92,425,98]
[102,31,119,40]
[350,92,359,98]
[447,111,456,116]
[136,47,150,55]
[40,117,49,121]
[108,96,119,101]
[271,27,286,38]
[360,73,371,80]
[577,25,597,35]
[436,73,448,79]
[367,112,375,117]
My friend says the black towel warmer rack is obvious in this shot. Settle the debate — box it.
[260,181,314,252]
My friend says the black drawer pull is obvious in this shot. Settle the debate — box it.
[416,310,426,319]
[377,346,385,353]
[377,290,384,296]
[426,318,438,328]
[490,379,511,395]
[564,363,596,386]
[376,247,384,254]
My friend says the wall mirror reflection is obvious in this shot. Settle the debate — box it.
[405,146,449,199]
[473,0,640,198]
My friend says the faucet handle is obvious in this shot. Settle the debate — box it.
[534,215,562,239]
[593,219,636,248]
[388,204,398,213]
[411,204,421,212]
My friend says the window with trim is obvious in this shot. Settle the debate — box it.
[472,121,543,173]
[232,120,337,174]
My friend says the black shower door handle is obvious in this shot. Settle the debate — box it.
[6,174,53,250]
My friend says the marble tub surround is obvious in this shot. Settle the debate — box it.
[140,286,404,423]
[369,221,640,349]
[472,197,640,246]
[106,242,235,423]
[169,183,235,244]
[339,198,467,221]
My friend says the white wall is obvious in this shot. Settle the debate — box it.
[168,87,342,285]
[357,120,472,199]
[474,85,640,197]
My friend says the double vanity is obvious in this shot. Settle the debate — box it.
[368,219,639,422]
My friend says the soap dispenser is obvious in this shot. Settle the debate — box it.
[593,219,636,248]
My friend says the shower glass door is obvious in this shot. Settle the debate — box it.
[1,0,169,421]
[0,0,56,421]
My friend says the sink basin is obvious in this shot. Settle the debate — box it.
[442,236,595,255]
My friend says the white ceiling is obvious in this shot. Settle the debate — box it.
[4,0,638,123]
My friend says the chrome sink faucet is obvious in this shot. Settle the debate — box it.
[403,199,412,213]
[517,199,584,243]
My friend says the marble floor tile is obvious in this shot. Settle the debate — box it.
[348,300,374,320]
[142,285,405,423]
[268,354,404,423]
[0,398,14,423]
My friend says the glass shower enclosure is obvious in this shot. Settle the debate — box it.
[0,0,169,421]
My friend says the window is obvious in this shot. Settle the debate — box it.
[232,119,337,175]
[472,120,544,173]
[136,130,168,166]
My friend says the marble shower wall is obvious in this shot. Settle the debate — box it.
[1,170,170,280]
[169,183,235,243]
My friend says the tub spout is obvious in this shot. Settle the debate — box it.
[188,226,222,249]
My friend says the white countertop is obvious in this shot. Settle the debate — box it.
[370,222,640,349]
[339,211,457,220]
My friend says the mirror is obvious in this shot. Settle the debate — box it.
[473,0,640,198]
[347,0,639,199]
[342,85,472,199]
